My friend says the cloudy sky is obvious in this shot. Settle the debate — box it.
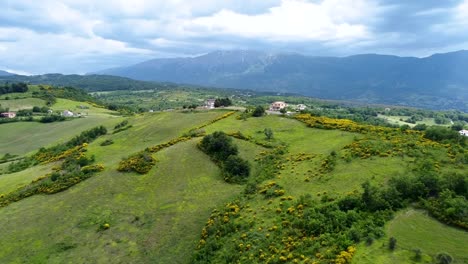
[1,0,468,74]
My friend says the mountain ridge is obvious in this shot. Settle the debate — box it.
[0,70,15,76]
[93,50,468,111]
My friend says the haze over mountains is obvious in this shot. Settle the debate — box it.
[96,50,468,111]
[0,70,14,76]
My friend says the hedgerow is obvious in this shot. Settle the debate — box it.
[0,145,104,208]
[118,111,237,174]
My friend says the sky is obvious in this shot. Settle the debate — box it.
[1,0,468,74]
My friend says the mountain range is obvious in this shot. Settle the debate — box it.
[0,70,14,76]
[95,50,468,111]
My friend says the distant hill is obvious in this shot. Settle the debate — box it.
[95,50,468,111]
[0,73,178,92]
[0,70,14,76]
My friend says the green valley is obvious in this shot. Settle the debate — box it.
[0,84,466,264]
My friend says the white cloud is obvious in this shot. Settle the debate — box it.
[413,8,450,17]
[0,27,154,74]
[185,0,377,42]
[429,0,468,35]
[455,0,468,24]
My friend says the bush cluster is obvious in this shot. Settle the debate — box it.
[199,131,250,183]
[7,126,107,174]
[117,150,156,174]
[1,145,104,208]
[214,97,232,107]
[193,192,391,263]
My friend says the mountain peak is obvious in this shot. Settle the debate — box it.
[0,70,15,76]
[93,50,468,111]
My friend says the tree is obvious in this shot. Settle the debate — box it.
[436,252,453,264]
[412,123,427,131]
[451,123,464,131]
[264,128,274,140]
[280,108,287,115]
[223,155,250,183]
[388,237,397,251]
[240,112,248,121]
[412,248,422,262]
[252,106,265,117]
[214,97,232,107]
[424,127,460,142]
[199,131,238,161]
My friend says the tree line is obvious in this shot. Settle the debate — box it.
[0,82,28,95]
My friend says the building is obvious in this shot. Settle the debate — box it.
[62,110,74,117]
[459,130,468,136]
[0,112,16,118]
[269,101,287,111]
[296,104,307,111]
[205,99,216,109]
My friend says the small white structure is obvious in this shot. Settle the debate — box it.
[149,109,154,113]
[459,130,468,136]
[270,101,287,111]
[62,110,74,117]
[296,104,307,111]
[0,112,16,118]
[205,99,216,109]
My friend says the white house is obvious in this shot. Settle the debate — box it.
[62,110,74,117]
[459,130,468,136]
[0,112,16,118]
[205,99,216,109]
[269,101,287,111]
[296,104,307,111]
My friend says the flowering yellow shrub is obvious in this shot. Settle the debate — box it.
[81,164,105,173]
[117,151,156,174]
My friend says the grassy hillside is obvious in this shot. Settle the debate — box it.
[0,104,466,263]
[0,110,245,263]
[353,209,468,264]
[0,98,121,157]
[0,98,46,111]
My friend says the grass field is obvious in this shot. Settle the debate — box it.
[50,98,115,116]
[0,116,121,157]
[0,107,466,263]
[0,110,246,263]
[0,163,55,195]
[0,98,46,111]
[0,98,123,157]
[0,140,243,263]
[377,114,447,127]
[352,209,468,264]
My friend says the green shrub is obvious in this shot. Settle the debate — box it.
[199,131,238,162]
[223,155,250,184]
[252,105,265,117]
[100,139,114,146]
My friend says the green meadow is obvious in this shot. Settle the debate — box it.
[353,209,468,264]
[0,96,466,263]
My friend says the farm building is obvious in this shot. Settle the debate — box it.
[205,99,216,109]
[0,112,16,118]
[62,110,74,117]
[296,104,307,111]
[269,101,287,111]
